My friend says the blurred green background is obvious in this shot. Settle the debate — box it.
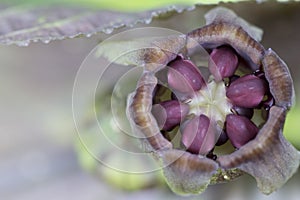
[0,0,299,200]
[0,0,245,11]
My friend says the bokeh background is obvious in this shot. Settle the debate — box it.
[0,1,299,200]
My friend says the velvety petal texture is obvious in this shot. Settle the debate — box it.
[218,106,300,194]
[159,149,219,195]
[262,49,295,109]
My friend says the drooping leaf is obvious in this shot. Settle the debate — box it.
[0,4,194,46]
[95,34,186,67]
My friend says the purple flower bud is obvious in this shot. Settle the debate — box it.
[168,58,205,93]
[226,114,259,148]
[152,100,189,131]
[226,74,267,108]
[181,115,215,155]
[208,46,238,81]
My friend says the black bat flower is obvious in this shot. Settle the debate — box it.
[126,7,300,195]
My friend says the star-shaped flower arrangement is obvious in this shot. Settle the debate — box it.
[126,7,300,195]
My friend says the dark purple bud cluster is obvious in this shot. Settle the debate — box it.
[152,46,273,157]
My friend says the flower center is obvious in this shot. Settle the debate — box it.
[152,46,271,156]
[188,79,232,127]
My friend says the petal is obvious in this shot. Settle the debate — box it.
[127,73,173,152]
[186,23,264,70]
[262,48,295,110]
[218,106,300,194]
[158,149,218,195]
[204,7,263,42]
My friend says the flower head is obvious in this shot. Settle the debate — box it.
[127,7,299,196]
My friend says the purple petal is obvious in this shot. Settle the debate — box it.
[208,46,238,81]
[226,74,267,108]
[181,115,215,155]
[226,114,259,148]
[168,58,205,93]
[152,100,189,131]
